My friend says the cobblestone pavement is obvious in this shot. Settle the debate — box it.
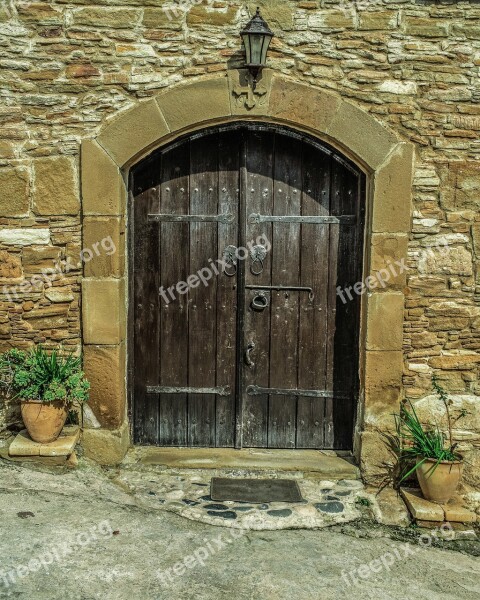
[0,459,479,600]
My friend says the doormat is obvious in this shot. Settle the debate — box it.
[211,478,303,503]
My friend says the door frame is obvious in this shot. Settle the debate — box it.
[80,72,413,479]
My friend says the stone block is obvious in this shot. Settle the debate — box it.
[45,287,74,303]
[418,246,473,276]
[81,420,130,465]
[17,3,62,25]
[368,485,411,527]
[83,343,126,429]
[366,293,404,351]
[33,157,79,216]
[359,430,396,485]
[248,2,293,29]
[72,7,141,28]
[359,11,398,31]
[229,68,273,117]
[22,246,61,273]
[400,488,444,521]
[97,99,169,167]
[82,278,126,345]
[0,250,23,281]
[442,495,478,523]
[364,351,403,429]
[157,77,231,133]
[0,229,50,246]
[439,162,480,211]
[370,233,409,289]
[404,17,449,38]
[143,7,183,30]
[9,427,79,457]
[269,76,340,134]
[81,139,127,216]
[83,217,125,278]
[308,10,355,30]
[373,143,414,233]
[327,101,399,170]
[0,167,29,217]
[186,5,238,26]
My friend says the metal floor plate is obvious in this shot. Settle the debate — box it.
[211,477,303,503]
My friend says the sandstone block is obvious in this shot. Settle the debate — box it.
[82,278,126,345]
[83,217,125,278]
[269,76,340,134]
[187,5,238,26]
[17,3,62,25]
[327,101,399,170]
[0,251,22,281]
[359,11,398,31]
[157,77,231,133]
[370,233,409,289]
[72,7,141,29]
[97,99,169,167]
[33,157,79,216]
[373,142,414,233]
[366,293,404,351]
[81,139,127,216]
[83,343,126,429]
[0,168,29,217]
[404,17,449,38]
[364,351,403,427]
[143,7,183,30]
[81,420,130,465]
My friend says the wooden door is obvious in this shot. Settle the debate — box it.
[130,124,365,449]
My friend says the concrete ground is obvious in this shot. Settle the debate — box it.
[0,459,479,600]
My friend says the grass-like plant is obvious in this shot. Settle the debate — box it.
[0,346,89,405]
[395,376,464,483]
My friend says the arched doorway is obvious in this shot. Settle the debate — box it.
[130,123,366,449]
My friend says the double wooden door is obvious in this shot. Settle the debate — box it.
[130,124,365,449]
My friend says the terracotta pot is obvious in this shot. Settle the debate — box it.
[416,456,463,504]
[20,400,68,443]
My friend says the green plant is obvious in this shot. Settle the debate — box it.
[394,376,464,483]
[355,497,371,507]
[0,346,89,405]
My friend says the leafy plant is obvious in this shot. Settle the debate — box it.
[0,346,89,405]
[394,376,464,483]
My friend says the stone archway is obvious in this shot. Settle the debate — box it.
[80,71,414,480]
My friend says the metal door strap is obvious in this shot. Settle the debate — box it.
[246,386,350,399]
[249,214,355,225]
[245,284,314,300]
[147,385,231,396]
[148,213,234,224]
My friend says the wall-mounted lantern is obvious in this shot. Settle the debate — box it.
[240,7,274,89]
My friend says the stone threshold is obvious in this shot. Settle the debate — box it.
[400,488,478,525]
[126,447,359,480]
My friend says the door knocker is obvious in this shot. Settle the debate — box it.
[251,292,268,312]
[250,244,267,275]
[223,245,238,277]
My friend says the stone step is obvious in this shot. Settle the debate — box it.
[129,447,360,479]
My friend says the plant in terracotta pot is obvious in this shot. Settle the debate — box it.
[395,376,466,504]
[0,346,90,444]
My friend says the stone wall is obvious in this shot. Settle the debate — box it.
[0,0,479,484]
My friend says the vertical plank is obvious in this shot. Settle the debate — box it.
[327,158,361,449]
[132,158,160,444]
[268,133,302,448]
[296,146,331,448]
[188,135,218,446]
[216,130,240,447]
[242,129,275,447]
[158,143,190,445]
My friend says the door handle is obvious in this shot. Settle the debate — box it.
[245,341,256,368]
